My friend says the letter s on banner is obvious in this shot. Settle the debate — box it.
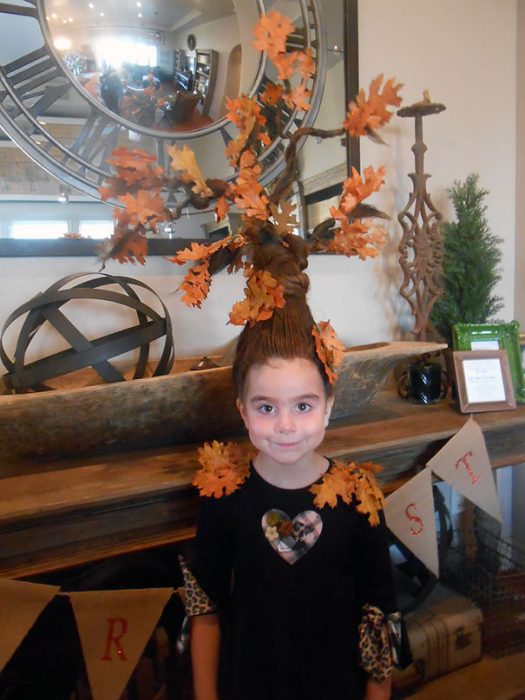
[405,502,424,535]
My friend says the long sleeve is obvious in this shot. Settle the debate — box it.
[354,510,400,683]
[189,495,236,610]
[354,510,397,615]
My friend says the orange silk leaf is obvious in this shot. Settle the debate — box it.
[229,269,286,326]
[107,147,157,169]
[311,321,345,385]
[231,155,269,219]
[309,460,384,526]
[343,75,403,137]
[260,84,284,106]
[273,51,300,80]
[170,236,233,265]
[339,165,387,214]
[117,190,166,226]
[193,440,253,497]
[297,48,315,79]
[106,147,164,188]
[178,261,211,308]
[252,10,295,59]
[215,195,229,222]
[285,84,311,112]
[325,219,387,260]
[103,228,148,266]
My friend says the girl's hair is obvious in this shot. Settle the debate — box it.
[232,236,333,398]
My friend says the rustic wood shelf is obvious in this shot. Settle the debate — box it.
[1,391,524,578]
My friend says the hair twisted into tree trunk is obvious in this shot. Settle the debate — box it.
[233,234,332,397]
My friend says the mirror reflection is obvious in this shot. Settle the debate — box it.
[43,0,253,133]
[0,0,352,250]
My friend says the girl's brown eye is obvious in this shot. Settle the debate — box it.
[259,404,274,414]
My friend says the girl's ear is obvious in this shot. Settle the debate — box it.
[324,396,335,427]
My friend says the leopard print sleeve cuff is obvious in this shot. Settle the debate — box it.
[358,604,401,683]
[178,555,217,616]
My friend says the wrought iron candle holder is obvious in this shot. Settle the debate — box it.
[397,94,446,342]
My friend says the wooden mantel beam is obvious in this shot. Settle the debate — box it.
[1,391,524,578]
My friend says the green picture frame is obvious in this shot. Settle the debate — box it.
[453,321,525,403]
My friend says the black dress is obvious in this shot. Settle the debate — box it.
[191,464,397,700]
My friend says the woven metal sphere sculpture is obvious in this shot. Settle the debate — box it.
[0,272,174,393]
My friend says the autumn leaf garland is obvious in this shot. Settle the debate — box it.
[193,441,385,527]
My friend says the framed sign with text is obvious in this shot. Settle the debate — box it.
[453,350,516,413]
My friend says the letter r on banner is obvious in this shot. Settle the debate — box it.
[101,618,128,661]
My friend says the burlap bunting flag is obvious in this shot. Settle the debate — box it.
[384,468,439,577]
[69,588,173,700]
[0,578,60,672]
[427,416,502,524]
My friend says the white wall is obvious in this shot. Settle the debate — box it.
[0,0,518,363]
[512,0,525,547]
[516,0,525,328]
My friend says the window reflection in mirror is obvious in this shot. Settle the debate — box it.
[0,142,114,241]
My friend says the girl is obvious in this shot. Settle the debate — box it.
[181,246,400,700]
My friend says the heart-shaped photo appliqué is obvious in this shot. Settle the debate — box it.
[262,509,323,565]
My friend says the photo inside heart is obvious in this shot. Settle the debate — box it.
[261,509,323,564]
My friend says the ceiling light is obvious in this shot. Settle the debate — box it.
[51,12,57,18]
[136,1,142,6]
[138,12,142,17]
[88,2,94,7]
[68,17,73,22]
[100,11,104,16]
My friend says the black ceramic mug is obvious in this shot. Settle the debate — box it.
[398,361,448,405]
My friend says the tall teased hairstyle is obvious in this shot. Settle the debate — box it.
[232,235,332,398]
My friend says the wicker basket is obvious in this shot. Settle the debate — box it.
[442,529,525,657]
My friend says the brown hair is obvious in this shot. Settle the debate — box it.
[232,235,332,398]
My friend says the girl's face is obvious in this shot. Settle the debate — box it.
[237,357,334,469]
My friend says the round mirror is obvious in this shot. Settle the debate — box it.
[0,0,325,203]
[43,0,257,134]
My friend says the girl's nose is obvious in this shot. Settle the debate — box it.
[276,411,296,433]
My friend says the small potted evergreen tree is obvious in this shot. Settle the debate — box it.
[431,173,503,386]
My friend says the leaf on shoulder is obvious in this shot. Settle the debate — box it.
[309,460,384,526]
[193,440,255,498]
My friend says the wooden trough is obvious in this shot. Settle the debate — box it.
[0,340,445,466]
